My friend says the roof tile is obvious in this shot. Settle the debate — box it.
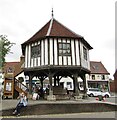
[22,18,82,45]
[90,61,110,74]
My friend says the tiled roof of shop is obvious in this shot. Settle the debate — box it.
[90,61,110,74]
[3,62,23,77]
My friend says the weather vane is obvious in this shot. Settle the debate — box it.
[52,8,54,18]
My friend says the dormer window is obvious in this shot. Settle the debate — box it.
[83,46,87,60]
[31,44,40,58]
[58,42,71,56]
[7,67,13,73]
[102,75,105,80]
[92,75,95,80]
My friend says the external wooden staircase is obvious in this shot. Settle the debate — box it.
[14,79,28,97]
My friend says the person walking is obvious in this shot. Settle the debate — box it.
[12,92,28,116]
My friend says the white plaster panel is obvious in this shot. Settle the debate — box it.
[63,56,67,65]
[54,39,58,65]
[75,40,80,65]
[50,39,53,65]
[59,56,62,65]
[31,58,33,67]
[25,46,28,68]
[34,58,36,67]
[71,40,75,65]
[28,45,31,68]
[45,39,48,65]
[38,57,40,66]
[67,39,70,43]
[68,56,71,65]
[58,39,61,42]
[41,40,44,65]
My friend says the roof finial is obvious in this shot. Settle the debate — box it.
[51,8,54,18]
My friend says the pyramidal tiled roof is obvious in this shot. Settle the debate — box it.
[22,18,93,49]
[90,61,110,74]
[23,18,82,44]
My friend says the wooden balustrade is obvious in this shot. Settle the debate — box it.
[15,79,28,95]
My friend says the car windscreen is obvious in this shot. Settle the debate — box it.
[89,89,100,92]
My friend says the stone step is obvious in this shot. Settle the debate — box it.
[2,102,117,116]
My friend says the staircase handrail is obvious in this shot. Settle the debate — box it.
[15,79,28,93]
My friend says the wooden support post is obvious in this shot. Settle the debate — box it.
[80,74,88,99]
[49,74,53,95]
[73,73,79,96]
[57,76,60,86]
[40,79,43,88]
[54,76,56,86]
[38,76,45,88]
[28,74,33,98]
[47,72,56,101]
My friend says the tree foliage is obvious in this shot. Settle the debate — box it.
[0,35,15,70]
[18,77,24,83]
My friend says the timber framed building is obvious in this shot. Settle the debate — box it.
[21,16,93,100]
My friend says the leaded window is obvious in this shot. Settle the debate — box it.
[83,46,87,60]
[58,43,71,56]
[31,45,40,58]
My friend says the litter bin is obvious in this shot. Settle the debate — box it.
[98,95,103,101]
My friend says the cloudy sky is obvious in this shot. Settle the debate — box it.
[0,0,115,79]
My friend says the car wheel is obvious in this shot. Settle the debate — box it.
[105,94,109,98]
[90,93,94,97]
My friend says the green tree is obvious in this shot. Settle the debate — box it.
[18,77,24,83]
[0,35,15,70]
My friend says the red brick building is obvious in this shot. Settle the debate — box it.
[110,70,117,93]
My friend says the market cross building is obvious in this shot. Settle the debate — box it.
[21,15,93,100]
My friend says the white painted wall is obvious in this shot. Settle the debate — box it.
[45,39,48,65]
[86,74,110,81]
[28,45,31,68]
[60,77,74,90]
[41,40,44,65]
[71,40,75,65]
[75,40,80,65]
[50,38,53,65]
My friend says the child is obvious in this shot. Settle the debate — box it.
[12,92,28,116]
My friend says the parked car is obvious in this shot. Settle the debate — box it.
[87,88,110,98]
[87,88,102,97]
[101,91,111,98]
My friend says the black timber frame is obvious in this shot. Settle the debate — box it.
[24,65,90,99]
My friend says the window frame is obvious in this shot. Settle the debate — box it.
[58,42,71,56]
[102,75,105,80]
[92,75,95,80]
[7,67,13,73]
[31,44,40,58]
[83,46,87,60]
